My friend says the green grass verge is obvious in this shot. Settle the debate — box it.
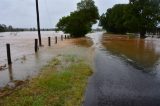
[0,55,92,106]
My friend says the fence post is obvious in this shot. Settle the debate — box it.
[6,44,12,65]
[48,37,51,46]
[55,36,57,44]
[61,35,63,41]
[35,39,38,52]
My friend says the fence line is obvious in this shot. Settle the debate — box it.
[3,35,70,67]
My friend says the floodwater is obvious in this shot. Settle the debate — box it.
[102,35,160,72]
[0,31,63,64]
[0,31,92,88]
[0,31,63,88]
[1,31,160,105]
[84,33,160,106]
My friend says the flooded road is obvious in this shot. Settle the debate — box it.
[102,35,160,72]
[84,33,160,106]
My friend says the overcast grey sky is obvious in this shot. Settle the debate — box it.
[0,0,128,28]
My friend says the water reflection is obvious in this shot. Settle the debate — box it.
[8,65,13,81]
[102,35,160,71]
[69,38,92,47]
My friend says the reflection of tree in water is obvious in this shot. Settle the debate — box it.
[103,36,160,71]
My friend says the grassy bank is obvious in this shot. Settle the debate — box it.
[0,55,92,106]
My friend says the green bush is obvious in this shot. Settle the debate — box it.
[56,0,99,37]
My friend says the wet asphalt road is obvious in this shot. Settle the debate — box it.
[84,33,160,106]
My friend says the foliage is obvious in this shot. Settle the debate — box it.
[126,0,160,38]
[0,24,7,32]
[99,4,128,34]
[99,0,160,38]
[56,0,99,37]
[57,12,91,37]
[77,0,99,24]
[0,24,24,32]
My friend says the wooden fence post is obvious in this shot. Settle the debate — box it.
[48,37,51,46]
[6,44,12,65]
[55,36,57,44]
[35,39,38,52]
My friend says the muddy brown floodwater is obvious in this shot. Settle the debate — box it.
[102,34,160,72]
[84,33,160,106]
[0,31,93,89]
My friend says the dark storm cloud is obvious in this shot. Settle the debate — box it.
[0,0,128,28]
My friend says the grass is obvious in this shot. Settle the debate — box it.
[0,55,92,106]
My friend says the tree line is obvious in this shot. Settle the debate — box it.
[0,24,13,32]
[57,0,160,38]
[0,24,56,32]
[99,0,160,38]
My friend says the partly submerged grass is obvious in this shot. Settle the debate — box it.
[0,55,92,106]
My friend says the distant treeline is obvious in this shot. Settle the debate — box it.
[0,24,56,32]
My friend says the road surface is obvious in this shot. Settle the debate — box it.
[84,32,160,106]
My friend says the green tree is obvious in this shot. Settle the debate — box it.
[56,0,99,37]
[77,0,99,24]
[57,12,91,37]
[99,4,128,34]
[126,0,160,38]
[0,24,6,32]
[100,0,160,38]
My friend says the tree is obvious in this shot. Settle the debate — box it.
[77,0,99,24]
[0,24,14,32]
[99,4,128,34]
[126,0,160,38]
[57,12,91,37]
[0,24,7,32]
[8,25,13,31]
[100,0,160,38]
[56,0,99,37]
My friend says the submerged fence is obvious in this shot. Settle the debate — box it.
[4,35,70,66]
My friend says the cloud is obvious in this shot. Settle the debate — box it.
[0,0,128,28]
[95,0,129,14]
